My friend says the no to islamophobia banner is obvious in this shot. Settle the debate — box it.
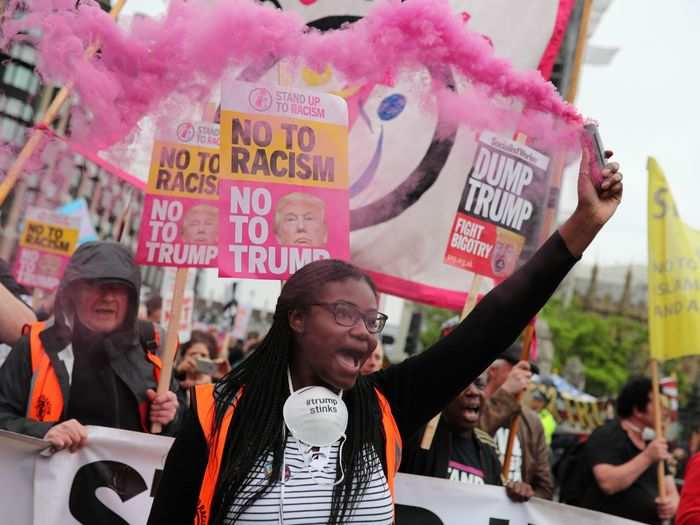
[647,158,700,361]
[217,79,349,279]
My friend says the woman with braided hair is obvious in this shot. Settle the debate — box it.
[148,152,623,524]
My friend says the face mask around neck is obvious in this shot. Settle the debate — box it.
[283,370,348,447]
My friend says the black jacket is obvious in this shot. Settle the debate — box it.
[147,232,578,524]
[0,241,185,438]
[400,417,503,486]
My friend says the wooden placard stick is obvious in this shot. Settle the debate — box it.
[501,320,536,478]
[650,358,667,498]
[151,267,189,434]
[114,187,135,243]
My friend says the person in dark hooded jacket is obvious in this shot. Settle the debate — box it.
[0,241,184,450]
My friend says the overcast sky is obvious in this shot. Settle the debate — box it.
[559,0,700,265]
[123,0,700,309]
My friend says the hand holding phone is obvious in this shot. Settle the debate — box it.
[194,357,217,376]
[583,123,606,187]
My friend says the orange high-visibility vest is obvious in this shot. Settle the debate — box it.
[27,322,63,422]
[193,383,403,525]
[25,322,163,430]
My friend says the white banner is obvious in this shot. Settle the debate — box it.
[395,473,642,525]
[0,430,48,524]
[1,426,642,525]
[0,428,175,525]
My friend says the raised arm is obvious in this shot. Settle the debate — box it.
[0,282,36,345]
[374,150,623,438]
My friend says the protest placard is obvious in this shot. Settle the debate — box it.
[135,121,220,267]
[218,79,349,279]
[12,207,80,291]
[231,303,252,340]
[56,198,98,245]
[443,132,551,281]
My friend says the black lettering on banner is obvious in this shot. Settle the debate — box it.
[151,468,164,497]
[159,146,190,170]
[488,520,536,525]
[394,504,444,524]
[69,460,148,524]
[653,188,679,219]
[229,117,334,182]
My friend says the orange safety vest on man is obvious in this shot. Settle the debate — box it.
[25,321,163,432]
[192,383,403,525]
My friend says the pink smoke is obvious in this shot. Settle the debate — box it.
[1,0,585,150]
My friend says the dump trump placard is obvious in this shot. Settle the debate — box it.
[443,132,550,281]
[135,122,220,267]
[218,79,349,279]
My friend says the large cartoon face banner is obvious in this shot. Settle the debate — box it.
[12,207,80,291]
[218,79,349,279]
[443,132,550,281]
[135,122,220,268]
[253,0,571,309]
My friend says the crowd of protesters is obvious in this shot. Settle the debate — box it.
[0,156,696,524]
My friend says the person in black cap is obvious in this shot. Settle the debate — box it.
[480,342,554,499]
[0,241,185,451]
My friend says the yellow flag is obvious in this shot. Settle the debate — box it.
[647,157,700,360]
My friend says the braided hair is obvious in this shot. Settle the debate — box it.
[210,259,382,524]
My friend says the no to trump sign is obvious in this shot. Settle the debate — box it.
[135,122,221,268]
[218,79,349,279]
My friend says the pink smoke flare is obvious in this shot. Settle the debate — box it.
[1,0,585,151]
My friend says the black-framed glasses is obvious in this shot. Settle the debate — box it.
[312,301,388,334]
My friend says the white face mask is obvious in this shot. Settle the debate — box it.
[283,375,348,447]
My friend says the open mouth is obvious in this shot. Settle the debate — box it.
[462,398,481,417]
[336,349,367,372]
[94,307,116,316]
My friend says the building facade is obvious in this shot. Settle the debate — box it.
[0,0,162,289]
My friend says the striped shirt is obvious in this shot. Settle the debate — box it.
[227,435,394,524]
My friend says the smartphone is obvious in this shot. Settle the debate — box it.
[584,123,606,167]
[194,357,217,376]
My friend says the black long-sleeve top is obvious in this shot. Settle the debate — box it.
[148,231,578,524]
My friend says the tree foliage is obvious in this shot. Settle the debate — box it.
[540,298,649,397]
[418,304,458,349]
